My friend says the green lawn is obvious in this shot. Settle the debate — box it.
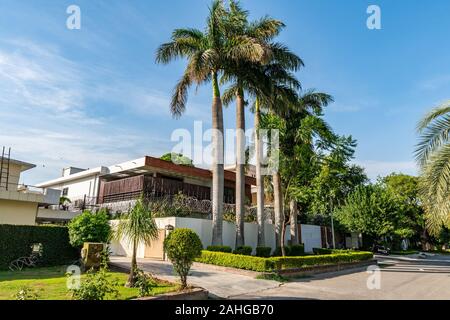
[0,266,178,300]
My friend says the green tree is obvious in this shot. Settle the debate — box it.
[164,228,203,289]
[160,153,194,167]
[156,0,271,245]
[415,100,450,235]
[68,210,111,248]
[115,196,159,287]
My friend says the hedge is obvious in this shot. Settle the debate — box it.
[0,224,79,270]
[206,245,233,253]
[195,250,274,272]
[289,244,305,256]
[195,250,373,272]
[256,247,272,258]
[313,248,352,255]
[233,246,252,256]
[269,252,374,271]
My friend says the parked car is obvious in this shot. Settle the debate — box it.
[372,245,390,255]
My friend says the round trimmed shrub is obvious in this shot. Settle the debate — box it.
[68,210,111,247]
[256,246,272,258]
[164,228,203,289]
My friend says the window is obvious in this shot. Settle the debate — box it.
[62,187,69,196]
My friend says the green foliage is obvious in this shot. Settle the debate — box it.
[255,247,272,258]
[197,250,373,272]
[289,244,305,256]
[0,225,79,270]
[13,286,41,300]
[164,229,203,289]
[70,265,119,300]
[196,250,274,272]
[272,246,290,257]
[134,268,156,298]
[206,245,233,253]
[312,248,351,255]
[160,153,194,167]
[68,210,111,247]
[233,246,252,256]
[268,252,373,271]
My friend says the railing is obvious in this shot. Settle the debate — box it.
[0,182,45,194]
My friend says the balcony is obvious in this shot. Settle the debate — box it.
[97,175,213,204]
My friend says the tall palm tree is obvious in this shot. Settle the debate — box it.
[221,0,287,247]
[416,100,450,236]
[115,196,159,287]
[156,0,267,245]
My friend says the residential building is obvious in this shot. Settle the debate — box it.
[0,156,60,225]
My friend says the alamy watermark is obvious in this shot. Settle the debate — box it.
[367,5,381,30]
[366,265,381,290]
[66,5,81,30]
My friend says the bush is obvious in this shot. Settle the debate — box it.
[269,252,374,271]
[206,245,232,253]
[272,246,290,257]
[13,286,41,300]
[0,224,79,270]
[68,210,111,247]
[134,268,156,298]
[312,248,351,255]
[69,265,119,300]
[256,247,272,258]
[289,244,305,256]
[164,228,203,289]
[196,251,274,272]
[233,246,252,256]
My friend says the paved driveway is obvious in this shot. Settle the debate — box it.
[110,255,450,300]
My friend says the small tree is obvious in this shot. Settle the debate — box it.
[163,228,203,289]
[68,209,111,247]
[115,196,159,287]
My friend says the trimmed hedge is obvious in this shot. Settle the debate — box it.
[0,224,79,270]
[195,250,373,272]
[289,244,305,256]
[195,250,274,272]
[206,245,232,253]
[269,252,374,271]
[313,248,352,255]
[256,247,272,258]
[233,246,252,256]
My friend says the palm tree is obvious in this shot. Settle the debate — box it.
[220,0,287,247]
[415,100,450,236]
[115,196,159,287]
[156,0,268,245]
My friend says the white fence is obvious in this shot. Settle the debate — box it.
[109,217,323,258]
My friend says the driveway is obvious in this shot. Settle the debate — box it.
[110,255,450,300]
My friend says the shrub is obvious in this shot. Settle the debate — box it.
[134,268,156,298]
[70,264,119,300]
[206,245,232,253]
[0,225,79,270]
[289,244,305,256]
[13,286,41,300]
[272,246,290,257]
[256,247,272,258]
[68,210,111,247]
[269,252,374,271]
[196,251,274,272]
[164,228,203,289]
[312,248,351,255]
[233,246,252,256]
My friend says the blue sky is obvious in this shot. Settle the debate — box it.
[0,0,449,184]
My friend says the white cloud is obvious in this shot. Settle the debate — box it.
[354,160,418,181]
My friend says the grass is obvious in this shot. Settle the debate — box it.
[390,250,419,255]
[255,273,288,282]
[0,266,178,300]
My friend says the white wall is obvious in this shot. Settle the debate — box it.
[49,175,99,200]
[109,218,324,258]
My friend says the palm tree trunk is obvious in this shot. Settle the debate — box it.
[255,98,265,247]
[289,199,299,245]
[127,238,138,287]
[211,71,224,246]
[235,89,246,247]
[273,172,283,247]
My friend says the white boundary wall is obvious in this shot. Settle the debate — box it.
[109,217,322,258]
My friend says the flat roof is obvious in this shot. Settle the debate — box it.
[36,166,108,187]
[0,157,36,172]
